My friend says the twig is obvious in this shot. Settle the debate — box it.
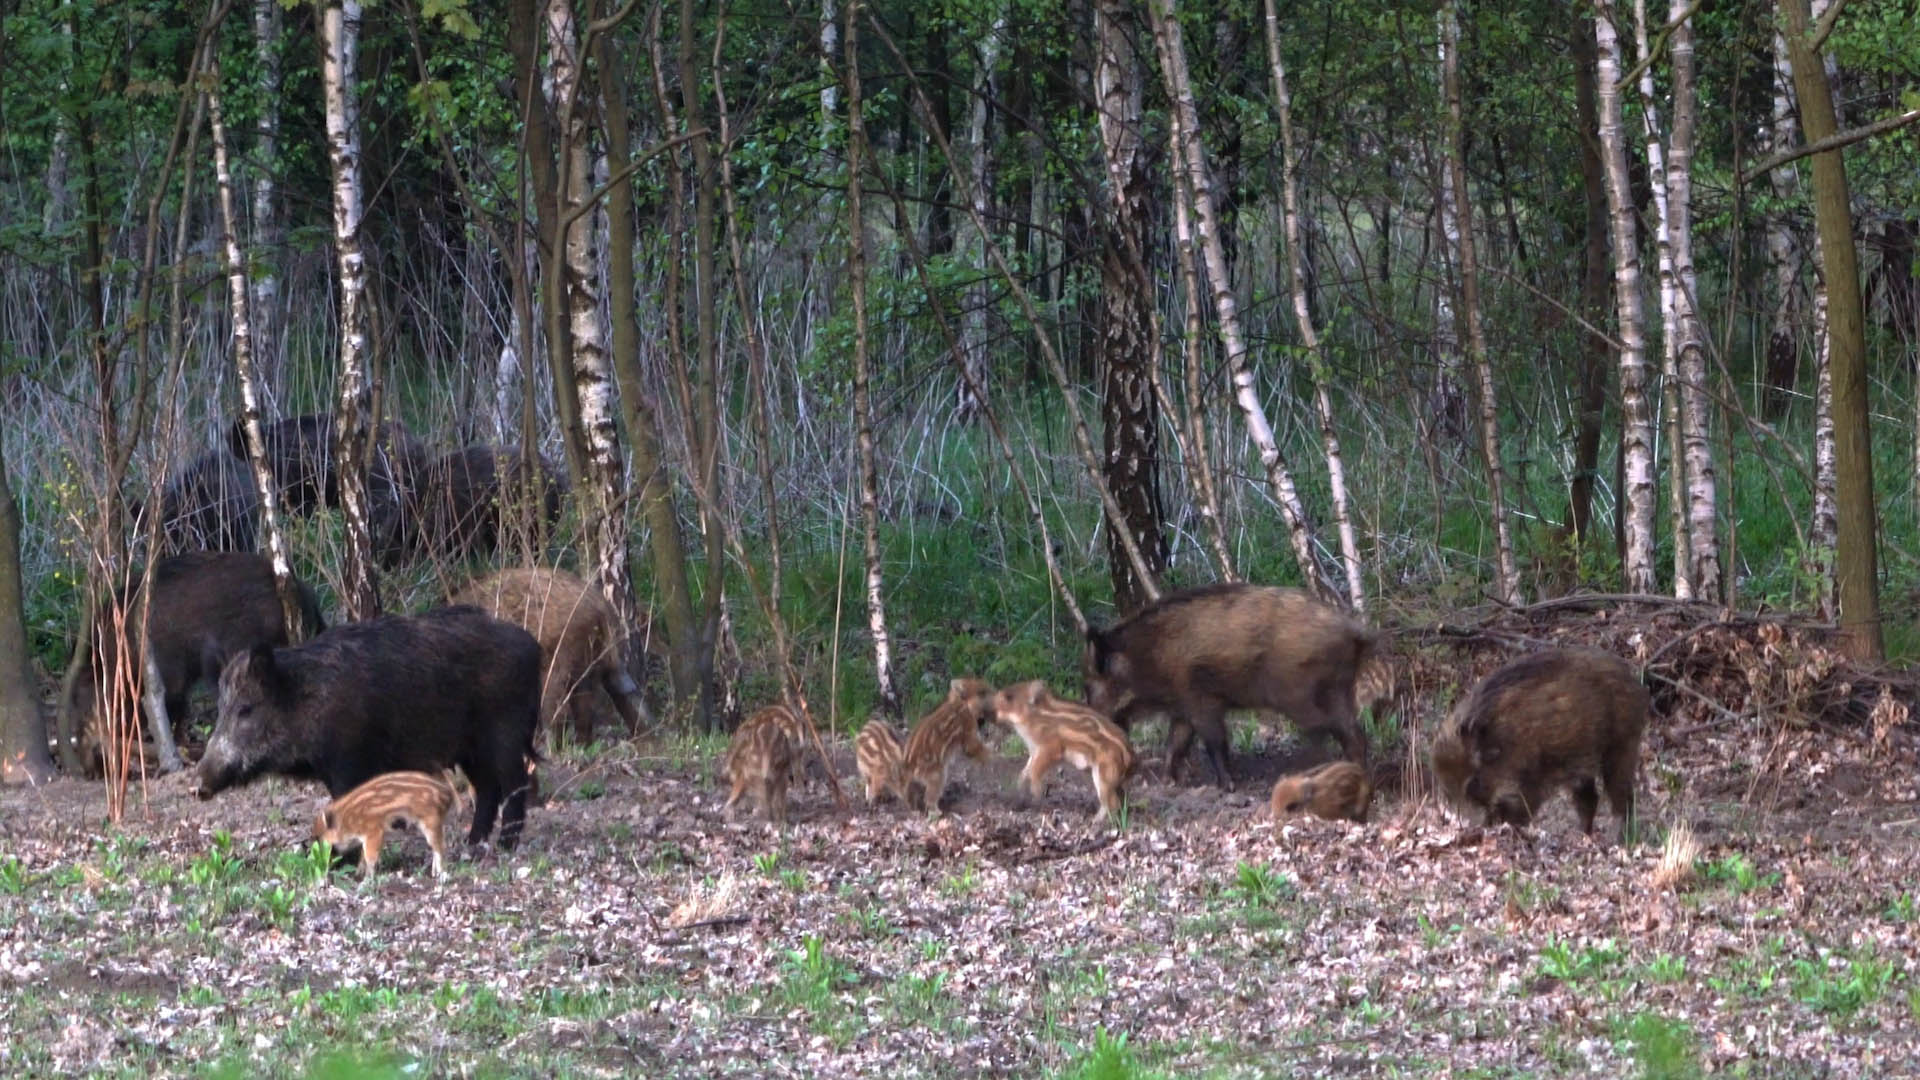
[670,914,749,932]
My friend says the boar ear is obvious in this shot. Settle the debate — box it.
[321,809,337,832]
[1024,681,1047,707]
[244,644,290,697]
[949,677,971,700]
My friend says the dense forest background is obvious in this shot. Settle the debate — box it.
[2,0,1918,776]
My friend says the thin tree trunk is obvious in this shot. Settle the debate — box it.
[598,22,697,719]
[955,6,1004,425]
[0,457,55,785]
[321,0,380,622]
[547,0,633,647]
[679,0,731,728]
[1593,2,1657,593]
[1666,0,1720,601]
[1634,0,1692,599]
[1428,30,1467,447]
[1780,0,1879,659]
[1145,0,1324,597]
[1569,27,1611,547]
[1763,28,1803,420]
[1168,138,1237,581]
[208,59,303,637]
[1093,0,1168,614]
[1439,0,1515,605]
[250,0,284,400]
[1810,281,1836,615]
[1266,0,1365,611]
[845,0,900,716]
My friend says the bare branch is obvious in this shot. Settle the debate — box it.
[1738,108,1920,185]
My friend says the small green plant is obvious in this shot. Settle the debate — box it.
[1057,1027,1153,1080]
[753,852,783,877]
[780,935,858,1015]
[1697,853,1778,895]
[259,884,302,930]
[1536,938,1624,983]
[1228,861,1294,908]
[941,860,980,898]
[276,842,335,890]
[1792,949,1898,1019]
[0,856,28,895]
[1617,1012,1701,1080]
[890,972,950,1027]
[1417,913,1460,949]
[1642,954,1688,984]
[849,905,894,938]
[1502,869,1560,913]
[1883,892,1917,923]
[187,832,244,891]
[919,938,947,962]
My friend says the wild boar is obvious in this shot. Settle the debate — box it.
[989,679,1137,823]
[449,567,654,745]
[135,449,260,555]
[62,552,326,773]
[384,445,564,566]
[1270,760,1373,823]
[1083,583,1376,790]
[899,678,997,814]
[313,770,457,879]
[227,413,427,523]
[195,605,542,850]
[854,719,906,806]
[721,713,794,825]
[1429,647,1649,839]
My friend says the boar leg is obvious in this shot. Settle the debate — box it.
[1187,700,1234,792]
[360,832,384,879]
[1570,777,1601,835]
[1164,717,1197,784]
[467,780,504,848]
[1021,745,1062,801]
[1603,740,1640,841]
[497,772,531,851]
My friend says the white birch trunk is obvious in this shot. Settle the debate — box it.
[321,0,380,621]
[1667,0,1719,601]
[1146,0,1324,597]
[1438,0,1517,605]
[1594,3,1657,593]
[251,0,284,401]
[820,0,839,139]
[845,0,899,714]
[1765,26,1802,413]
[1266,0,1364,611]
[955,8,1005,424]
[208,63,302,635]
[1811,277,1837,615]
[547,0,633,626]
[1634,0,1690,598]
[1429,23,1465,444]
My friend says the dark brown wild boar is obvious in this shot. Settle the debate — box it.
[227,413,428,525]
[195,605,542,850]
[390,445,563,566]
[451,567,655,745]
[1429,647,1648,840]
[61,552,326,774]
[1083,583,1376,790]
[134,449,260,555]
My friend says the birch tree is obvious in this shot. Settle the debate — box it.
[545,0,633,637]
[250,0,284,398]
[208,58,303,636]
[1438,0,1516,605]
[1145,0,1325,598]
[320,0,379,621]
[1265,0,1365,611]
[1592,2,1656,593]
[1762,29,1803,420]
[1665,0,1720,601]
[955,6,1005,425]
[845,0,900,716]
[1093,0,1168,614]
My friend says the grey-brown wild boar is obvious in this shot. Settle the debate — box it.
[61,552,326,774]
[450,567,654,744]
[1270,760,1372,823]
[1083,583,1376,790]
[195,605,541,849]
[1429,647,1648,840]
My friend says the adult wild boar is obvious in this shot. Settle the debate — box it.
[61,552,326,774]
[450,567,654,744]
[227,413,429,533]
[382,445,563,566]
[1083,583,1376,790]
[1430,647,1648,840]
[195,605,542,849]
[134,449,260,555]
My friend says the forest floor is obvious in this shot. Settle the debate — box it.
[3,696,1919,1079]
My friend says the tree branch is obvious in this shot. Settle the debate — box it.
[1617,0,1707,89]
[558,128,709,232]
[1738,108,1920,185]
[1807,0,1848,52]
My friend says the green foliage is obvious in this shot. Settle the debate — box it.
[1536,938,1624,983]
[1697,853,1778,895]
[186,831,244,892]
[1791,948,1900,1019]
[0,856,28,895]
[1226,861,1294,909]
[1616,1013,1702,1080]
[1054,1028,1166,1080]
[780,934,858,1016]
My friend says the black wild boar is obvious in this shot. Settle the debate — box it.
[195,605,542,849]
[227,413,430,529]
[135,449,260,555]
[1083,583,1376,790]
[62,552,326,774]
[450,567,655,744]
[381,445,563,566]
[1429,647,1649,839]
